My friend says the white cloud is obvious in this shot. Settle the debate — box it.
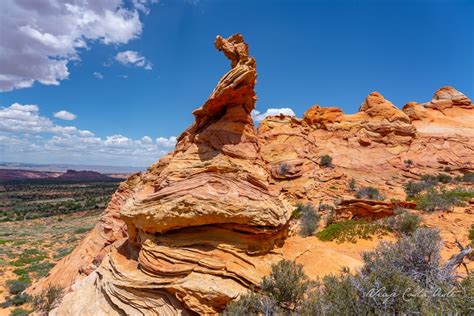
[79,130,94,137]
[54,110,76,121]
[141,136,153,144]
[251,108,296,122]
[0,0,155,91]
[94,72,104,79]
[156,136,177,147]
[115,51,152,70]
[0,102,176,166]
[133,0,160,14]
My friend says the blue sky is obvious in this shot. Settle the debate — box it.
[0,0,473,167]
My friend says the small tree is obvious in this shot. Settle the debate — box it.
[320,155,333,168]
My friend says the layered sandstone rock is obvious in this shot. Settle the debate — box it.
[34,34,474,315]
[52,34,292,315]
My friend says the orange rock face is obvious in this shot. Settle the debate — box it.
[35,34,474,315]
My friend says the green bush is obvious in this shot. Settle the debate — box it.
[415,187,474,212]
[404,181,432,199]
[318,203,334,212]
[384,209,421,236]
[224,260,311,315]
[460,171,474,183]
[1,293,31,309]
[6,279,30,295]
[324,210,335,227]
[316,220,388,243]
[223,291,277,315]
[469,224,474,242]
[348,178,356,192]
[278,163,290,175]
[10,308,31,316]
[73,226,91,234]
[355,187,384,200]
[404,159,413,167]
[291,203,303,220]
[299,204,320,237]
[261,260,311,310]
[320,155,333,168]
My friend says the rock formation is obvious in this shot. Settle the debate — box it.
[31,34,474,315]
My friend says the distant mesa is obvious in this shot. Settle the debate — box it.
[55,169,116,181]
[0,168,121,181]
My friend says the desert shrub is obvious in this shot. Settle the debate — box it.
[355,186,384,200]
[29,261,55,278]
[404,180,432,199]
[348,178,356,192]
[404,159,413,167]
[73,226,91,234]
[324,210,335,227]
[316,220,388,243]
[384,209,421,236]
[278,163,290,175]
[318,203,334,212]
[1,293,31,309]
[261,260,311,310]
[10,308,31,316]
[299,204,320,237]
[32,285,64,313]
[469,224,474,242]
[223,291,277,315]
[291,203,304,220]
[320,155,333,168]
[419,174,440,185]
[10,294,30,307]
[361,228,447,287]
[436,173,452,184]
[460,171,474,183]
[224,260,311,315]
[415,187,474,212]
[11,250,46,267]
[6,279,30,295]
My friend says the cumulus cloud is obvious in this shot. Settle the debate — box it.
[251,108,296,122]
[0,0,155,92]
[94,72,104,79]
[0,103,176,166]
[115,51,152,70]
[54,110,76,121]
[156,136,177,147]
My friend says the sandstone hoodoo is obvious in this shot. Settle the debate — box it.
[32,34,474,315]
